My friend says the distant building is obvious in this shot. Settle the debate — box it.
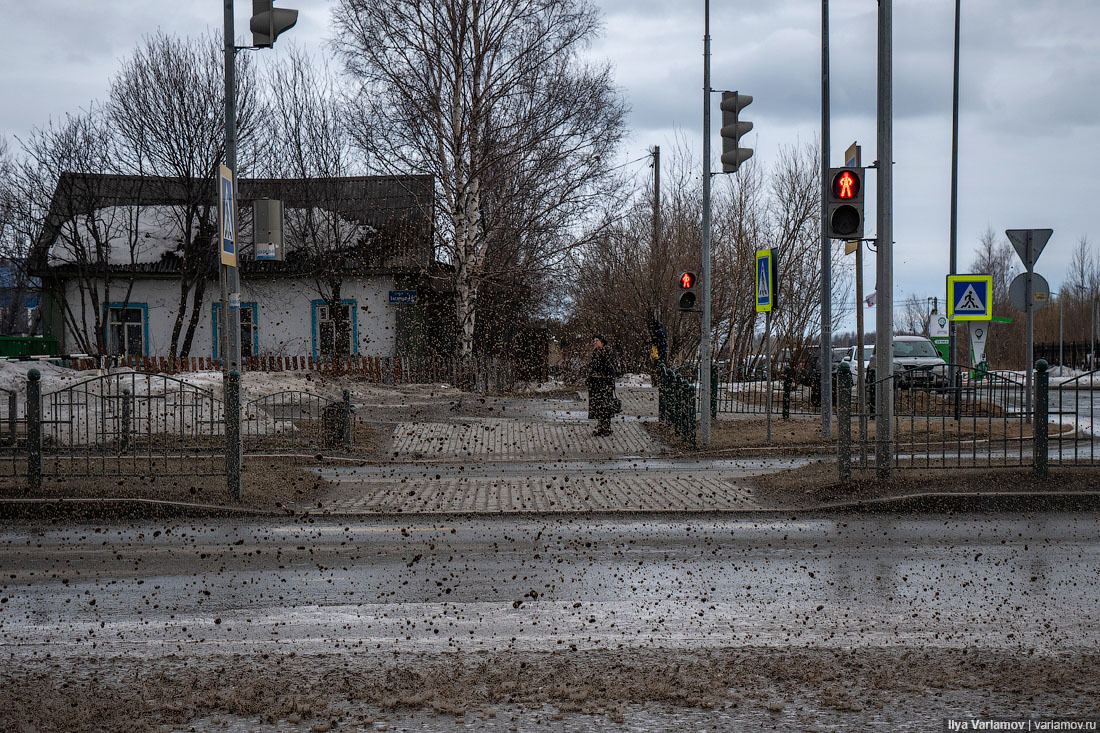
[31,172,444,361]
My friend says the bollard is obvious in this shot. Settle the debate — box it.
[226,370,242,502]
[782,366,792,420]
[1034,359,1048,478]
[342,388,352,448]
[710,362,718,419]
[26,369,41,490]
[837,362,852,483]
[120,387,132,453]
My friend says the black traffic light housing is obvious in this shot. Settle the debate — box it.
[719,92,753,173]
[826,167,865,240]
[676,271,699,312]
[251,0,298,47]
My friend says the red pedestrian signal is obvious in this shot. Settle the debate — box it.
[832,169,859,200]
[826,167,865,239]
[676,271,698,311]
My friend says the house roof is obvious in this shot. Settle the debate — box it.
[33,172,435,277]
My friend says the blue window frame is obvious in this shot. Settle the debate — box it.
[311,299,358,358]
[212,301,259,359]
[103,302,149,357]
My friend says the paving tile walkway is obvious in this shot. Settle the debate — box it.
[305,471,761,513]
[390,418,658,460]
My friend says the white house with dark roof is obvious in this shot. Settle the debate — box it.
[32,172,441,362]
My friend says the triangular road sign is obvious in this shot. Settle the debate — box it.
[1005,228,1052,270]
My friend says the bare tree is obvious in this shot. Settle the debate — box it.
[260,48,370,356]
[11,111,148,355]
[107,32,262,361]
[970,225,1018,310]
[899,293,933,337]
[333,0,627,360]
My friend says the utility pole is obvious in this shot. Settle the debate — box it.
[948,0,961,384]
[223,0,242,375]
[700,0,713,445]
[875,0,894,478]
[820,0,832,438]
[653,145,661,317]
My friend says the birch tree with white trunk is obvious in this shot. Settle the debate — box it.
[333,0,626,360]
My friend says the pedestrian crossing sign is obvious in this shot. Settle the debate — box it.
[218,164,236,267]
[946,274,992,321]
[756,248,776,313]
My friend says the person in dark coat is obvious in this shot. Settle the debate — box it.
[587,335,618,436]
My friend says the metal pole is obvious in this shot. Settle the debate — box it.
[766,310,772,443]
[223,0,242,373]
[1091,299,1095,370]
[1059,293,1063,368]
[653,145,661,315]
[875,0,894,477]
[1025,233,1034,423]
[856,243,867,468]
[699,0,712,445]
[224,0,244,487]
[820,0,832,437]
[947,0,961,389]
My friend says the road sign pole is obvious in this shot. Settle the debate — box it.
[766,309,772,444]
[699,0,712,446]
[223,0,243,487]
[1025,233,1033,423]
[875,0,894,478]
[820,0,832,439]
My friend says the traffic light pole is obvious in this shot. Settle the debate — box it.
[947,0,961,394]
[820,0,832,439]
[699,0,713,446]
[223,0,243,498]
[875,0,894,478]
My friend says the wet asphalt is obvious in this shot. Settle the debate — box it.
[2,513,1097,659]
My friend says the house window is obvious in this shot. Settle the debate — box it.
[212,302,258,359]
[312,300,357,358]
[106,305,147,357]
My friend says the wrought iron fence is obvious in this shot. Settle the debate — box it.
[709,361,830,417]
[656,363,696,446]
[39,371,225,478]
[243,389,352,454]
[1049,368,1100,467]
[889,365,1033,470]
[0,386,19,479]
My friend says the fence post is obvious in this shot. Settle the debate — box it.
[684,375,697,446]
[657,365,667,423]
[342,388,352,448]
[710,362,718,418]
[226,369,242,502]
[26,369,41,490]
[782,366,792,420]
[837,362,852,483]
[120,387,131,453]
[7,390,15,445]
[1034,359,1048,478]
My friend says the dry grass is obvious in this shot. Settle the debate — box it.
[645,414,1051,453]
[750,461,1100,509]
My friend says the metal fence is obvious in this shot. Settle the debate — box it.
[1049,367,1100,467]
[243,389,352,454]
[39,371,225,478]
[712,365,823,417]
[2,369,362,491]
[838,360,1100,477]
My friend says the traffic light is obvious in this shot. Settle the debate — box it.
[676,271,698,311]
[719,92,753,173]
[251,0,298,47]
[826,167,865,240]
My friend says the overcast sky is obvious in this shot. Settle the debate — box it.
[2,1,1098,331]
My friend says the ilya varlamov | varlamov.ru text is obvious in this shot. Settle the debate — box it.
[946,720,1099,731]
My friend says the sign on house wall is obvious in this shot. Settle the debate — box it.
[218,165,236,267]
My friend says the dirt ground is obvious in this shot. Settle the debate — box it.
[646,415,1055,454]
[2,647,1095,732]
[750,460,1100,509]
[0,458,338,511]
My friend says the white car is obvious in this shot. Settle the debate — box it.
[870,336,948,389]
[843,345,874,375]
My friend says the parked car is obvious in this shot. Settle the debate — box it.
[869,335,948,389]
[800,346,851,408]
[842,344,874,375]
